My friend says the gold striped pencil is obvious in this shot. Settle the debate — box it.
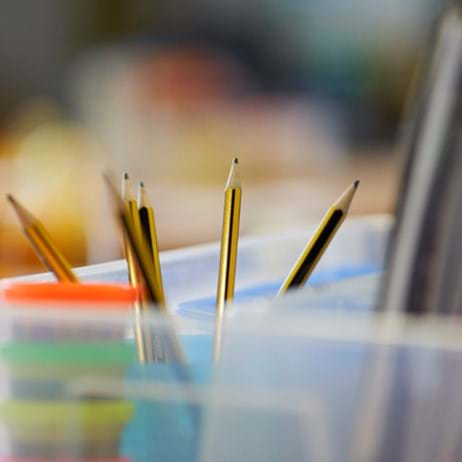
[278,180,359,295]
[104,174,185,364]
[213,158,242,361]
[138,181,166,305]
[121,173,153,362]
[6,195,78,282]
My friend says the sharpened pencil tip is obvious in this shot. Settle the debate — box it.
[122,172,136,201]
[103,173,126,210]
[138,180,150,207]
[225,157,241,189]
[6,194,36,226]
[333,180,359,212]
[6,194,19,212]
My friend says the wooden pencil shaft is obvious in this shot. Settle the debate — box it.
[278,209,344,294]
[216,187,241,309]
[6,194,78,282]
[119,208,164,362]
[121,196,149,362]
[119,207,162,306]
[123,198,143,282]
[107,174,185,364]
[127,199,143,236]
[132,300,148,363]
[139,207,154,253]
[213,161,241,362]
[277,180,358,296]
[124,238,138,286]
[117,207,186,363]
[105,173,185,363]
[139,205,165,305]
[24,224,78,282]
[121,176,155,362]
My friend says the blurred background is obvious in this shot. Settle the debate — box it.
[0,0,452,277]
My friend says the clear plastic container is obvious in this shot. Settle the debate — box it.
[0,284,138,461]
[0,215,406,461]
[0,306,205,460]
[0,306,458,461]
[5,215,391,320]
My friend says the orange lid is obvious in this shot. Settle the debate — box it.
[2,282,137,307]
[0,459,131,462]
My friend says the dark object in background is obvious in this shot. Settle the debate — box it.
[380,5,462,314]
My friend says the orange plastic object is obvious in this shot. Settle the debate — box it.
[2,282,138,307]
[0,459,131,462]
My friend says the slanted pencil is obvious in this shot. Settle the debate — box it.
[104,174,185,363]
[277,180,359,295]
[119,173,164,307]
[121,173,154,362]
[122,173,143,287]
[138,181,165,305]
[6,194,78,282]
[213,158,242,361]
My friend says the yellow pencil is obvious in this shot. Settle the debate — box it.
[104,174,185,363]
[278,180,359,295]
[6,194,78,282]
[122,174,143,286]
[213,158,242,361]
[138,181,166,305]
[120,173,153,362]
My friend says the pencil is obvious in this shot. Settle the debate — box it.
[104,174,185,363]
[213,158,242,361]
[277,180,359,295]
[138,181,165,305]
[6,194,78,282]
[120,173,154,362]
[115,173,162,306]
[122,174,142,285]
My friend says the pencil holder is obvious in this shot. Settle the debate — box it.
[117,334,211,462]
[0,282,140,460]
